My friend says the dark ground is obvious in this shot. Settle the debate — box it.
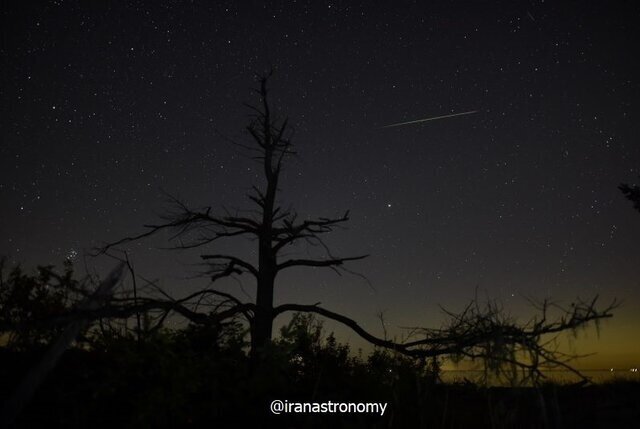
[2,343,639,429]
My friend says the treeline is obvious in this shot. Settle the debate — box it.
[1,261,638,428]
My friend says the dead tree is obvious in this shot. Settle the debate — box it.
[100,72,367,362]
[97,73,616,379]
[272,296,616,385]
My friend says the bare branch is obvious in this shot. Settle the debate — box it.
[274,295,617,384]
[277,255,368,271]
[272,211,352,252]
[200,254,259,278]
[273,303,416,355]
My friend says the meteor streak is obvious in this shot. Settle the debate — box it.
[381,110,478,128]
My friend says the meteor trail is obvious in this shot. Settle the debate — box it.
[381,110,478,129]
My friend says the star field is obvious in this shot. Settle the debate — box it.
[1,0,639,367]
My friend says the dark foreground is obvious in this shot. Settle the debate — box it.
[2,341,639,429]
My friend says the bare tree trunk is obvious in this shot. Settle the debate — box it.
[251,273,274,363]
[250,96,279,363]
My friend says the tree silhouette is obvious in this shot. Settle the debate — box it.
[101,72,367,363]
[0,258,84,350]
[619,177,640,214]
[95,73,616,381]
[1,262,125,426]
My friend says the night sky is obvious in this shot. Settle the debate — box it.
[2,1,639,369]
